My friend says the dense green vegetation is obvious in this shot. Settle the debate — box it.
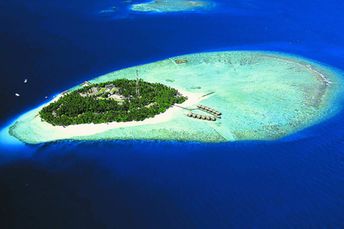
[39,79,187,126]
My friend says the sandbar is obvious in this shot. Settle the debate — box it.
[131,0,214,13]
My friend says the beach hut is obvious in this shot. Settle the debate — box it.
[81,81,91,87]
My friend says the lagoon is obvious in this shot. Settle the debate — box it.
[8,51,343,144]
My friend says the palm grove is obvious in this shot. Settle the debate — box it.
[39,79,187,126]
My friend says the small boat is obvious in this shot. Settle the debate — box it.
[24,79,28,83]
[15,93,20,97]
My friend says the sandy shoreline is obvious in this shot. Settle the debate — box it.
[38,89,205,138]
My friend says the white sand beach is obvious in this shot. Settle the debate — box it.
[45,89,205,138]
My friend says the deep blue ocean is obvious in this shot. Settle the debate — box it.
[1,0,344,228]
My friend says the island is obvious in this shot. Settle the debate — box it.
[130,0,215,13]
[6,51,344,144]
[39,79,186,126]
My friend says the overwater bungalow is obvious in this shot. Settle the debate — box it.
[186,112,216,121]
[81,81,91,87]
[197,104,222,117]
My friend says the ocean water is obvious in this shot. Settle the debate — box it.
[1,0,344,228]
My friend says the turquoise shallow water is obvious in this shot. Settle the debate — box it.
[7,51,344,144]
[1,0,344,228]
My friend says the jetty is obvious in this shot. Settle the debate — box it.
[174,104,197,111]
[201,92,215,98]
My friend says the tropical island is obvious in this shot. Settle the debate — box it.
[130,0,214,13]
[6,51,344,144]
[39,79,186,126]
